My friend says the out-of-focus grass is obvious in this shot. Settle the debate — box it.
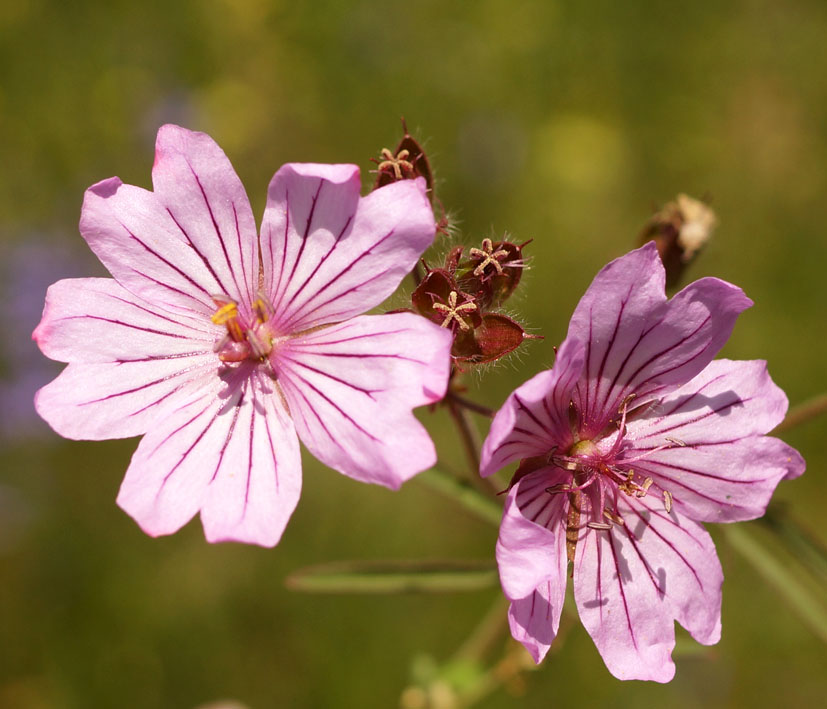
[1,1,825,706]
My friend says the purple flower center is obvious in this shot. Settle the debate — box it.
[544,399,676,532]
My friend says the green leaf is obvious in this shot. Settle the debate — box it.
[286,559,498,594]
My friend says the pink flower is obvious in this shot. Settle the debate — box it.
[34,125,452,547]
[480,243,804,682]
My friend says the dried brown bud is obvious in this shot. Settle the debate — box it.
[640,194,717,289]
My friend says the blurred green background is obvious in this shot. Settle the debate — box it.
[1,0,826,707]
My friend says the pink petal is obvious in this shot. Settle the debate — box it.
[497,472,569,663]
[34,357,216,440]
[200,373,302,546]
[626,359,789,445]
[274,313,452,488]
[497,472,569,600]
[507,584,561,664]
[34,278,213,364]
[567,243,752,438]
[117,372,301,547]
[260,165,436,332]
[573,493,722,682]
[480,337,585,478]
[80,178,222,317]
[151,124,259,306]
[625,436,804,523]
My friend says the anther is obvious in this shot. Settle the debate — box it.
[603,508,624,525]
[253,291,275,323]
[587,522,613,530]
[663,490,673,513]
[618,392,637,414]
[635,477,654,498]
[211,302,238,325]
[546,483,571,494]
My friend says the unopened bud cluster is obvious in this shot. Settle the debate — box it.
[372,121,537,367]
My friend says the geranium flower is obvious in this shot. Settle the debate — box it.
[480,243,804,681]
[34,125,452,547]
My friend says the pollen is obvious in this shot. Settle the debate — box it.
[211,301,238,325]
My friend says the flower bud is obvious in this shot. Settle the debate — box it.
[640,194,717,289]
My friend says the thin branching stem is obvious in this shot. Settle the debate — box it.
[447,392,495,418]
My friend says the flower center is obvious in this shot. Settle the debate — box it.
[210,293,277,365]
[544,400,677,543]
[569,439,599,459]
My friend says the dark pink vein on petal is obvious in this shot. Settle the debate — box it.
[287,328,409,349]
[275,179,323,315]
[166,207,233,297]
[186,162,246,300]
[283,213,354,314]
[62,314,195,340]
[624,509,704,589]
[262,400,279,494]
[279,230,397,330]
[115,220,213,307]
[155,403,220,492]
[621,316,712,399]
[596,308,670,417]
[284,357,380,398]
[78,361,212,406]
[282,365,380,442]
[106,290,211,337]
[607,531,639,651]
[209,385,244,484]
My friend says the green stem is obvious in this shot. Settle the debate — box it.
[418,467,502,527]
[774,391,827,432]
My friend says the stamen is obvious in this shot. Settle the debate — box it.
[587,522,613,530]
[546,483,571,494]
[663,490,673,513]
[253,291,275,323]
[607,392,637,458]
[618,392,637,413]
[603,508,624,525]
[635,476,654,498]
[665,437,687,447]
[246,329,272,360]
[211,302,238,325]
